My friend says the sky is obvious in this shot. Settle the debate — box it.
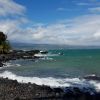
[0,0,100,45]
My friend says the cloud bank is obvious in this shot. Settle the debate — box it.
[0,0,100,45]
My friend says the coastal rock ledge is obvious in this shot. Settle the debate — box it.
[0,78,100,100]
[0,49,48,67]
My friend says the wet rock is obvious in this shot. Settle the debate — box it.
[0,49,48,63]
[0,62,3,67]
[84,75,100,81]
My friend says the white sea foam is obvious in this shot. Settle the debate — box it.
[0,71,100,92]
[39,57,53,60]
[34,53,58,57]
[89,81,100,92]
[34,53,57,61]
[1,63,21,69]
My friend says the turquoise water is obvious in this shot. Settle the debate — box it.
[1,48,100,78]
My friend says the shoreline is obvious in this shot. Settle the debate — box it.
[0,76,100,100]
[0,49,47,67]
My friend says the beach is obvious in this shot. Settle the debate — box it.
[0,77,100,100]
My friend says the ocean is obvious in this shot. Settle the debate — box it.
[0,44,100,91]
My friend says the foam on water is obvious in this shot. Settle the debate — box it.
[0,71,100,92]
[0,63,21,69]
[89,81,100,92]
[34,53,58,57]
[39,57,53,60]
[34,53,57,61]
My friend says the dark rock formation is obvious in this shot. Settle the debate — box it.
[6,49,47,60]
[0,61,3,67]
[0,49,48,67]
[84,75,100,81]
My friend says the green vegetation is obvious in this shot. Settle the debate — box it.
[0,32,11,54]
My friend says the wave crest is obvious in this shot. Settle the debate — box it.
[0,71,70,87]
[0,71,100,92]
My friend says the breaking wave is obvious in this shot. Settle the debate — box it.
[0,71,100,92]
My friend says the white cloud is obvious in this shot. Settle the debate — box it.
[57,8,78,12]
[1,14,100,45]
[0,0,28,42]
[77,3,91,6]
[57,8,67,11]
[88,7,100,13]
[76,0,100,6]
[0,0,26,16]
[94,30,100,38]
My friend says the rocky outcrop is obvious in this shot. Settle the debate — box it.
[0,49,48,67]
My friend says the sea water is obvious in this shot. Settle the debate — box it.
[0,44,100,91]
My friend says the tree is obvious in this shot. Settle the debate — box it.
[0,32,7,42]
[0,32,11,54]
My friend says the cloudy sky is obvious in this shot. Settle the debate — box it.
[0,0,100,45]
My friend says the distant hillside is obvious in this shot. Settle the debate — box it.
[10,42,100,50]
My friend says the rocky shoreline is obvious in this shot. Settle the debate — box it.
[0,77,100,100]
[0,49,47,67]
